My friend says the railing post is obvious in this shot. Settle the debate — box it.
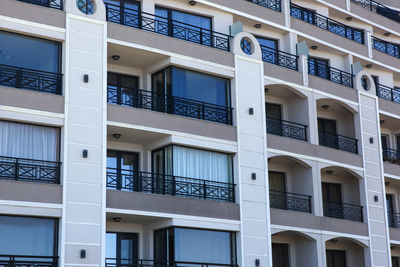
[201,102,205,120]
[309,196,312,213]
[203,180,207,199]
[14,158,19,181]
[172,175,176,196]
[16,68,22,88]
[200,28,203,45]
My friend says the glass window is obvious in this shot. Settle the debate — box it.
[0,31,60,73]
[257,37,277,50]
[0,120,60,161]
[326,250,346,267]
[155,6,211,30]
[107,150,139,191]
[309,57,329,79]
[106,232,138,265]
[0,216,57,256]
[154,227,236,265]
[152,67,230,107]
[152,145,232,183]
[272,243,290,267]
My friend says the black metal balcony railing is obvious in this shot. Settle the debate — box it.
[266,117,307,141]
[107,85,233,125]
[245,0,281,12]
[388,212,400,228]
[269,190,312,213]
[290,3,365,44]
[372,36,400,58]
[106,169,235,202]
[308,61,353,88]
[383,148,400,163]
[105,3,231,52]
[17,0,63,10]
[0,64,62,95]
[376,83,400,103]
[351,0,400,24]
[0,255,58,267]
[0,156,61,184]
[323,201,363,222]
[319,131,358,154]
[106,258,239,267]
[260,45,298,71]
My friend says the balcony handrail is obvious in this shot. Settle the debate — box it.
[260,45,299,71]
[105,258,239,267]
[0,255,58,266]
[388,211,400,228]
[307,60,354,88]
[0,155,61,165]
[269,190,312,213]
[245,0,281,12]
[376,83,400,103]
[318,130,358,142]
[104,2,232,51]
[318,130,358,154]
[0,64,63,95]
[266,116,308,128]
[371,36,400,58]
[351,0,400,24]
[17,0,63,10]
[323,200,363,222]
[107,84,233,125]
[269,190,312,199]
[106,169,235,202]
[266,116,308,141]
[382,148,400,161]
[290,3,364,44]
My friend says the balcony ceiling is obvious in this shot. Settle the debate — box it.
[380,113,400,130]
[107,125,168,145]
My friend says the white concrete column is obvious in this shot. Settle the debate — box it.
[61,1,107,267]
[232,32,271,267]
[366,30,373,58]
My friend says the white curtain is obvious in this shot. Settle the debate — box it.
[174,228,231,264]
[0,216,55,256]
[0,121,59,161]
[172,146,231,183]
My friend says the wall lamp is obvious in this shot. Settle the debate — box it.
[111,55,120,61]
[189,0,197,6]
[112,133,121,139]
[310,45,318,50]
[322,104,329,110]
[254,23,262,29]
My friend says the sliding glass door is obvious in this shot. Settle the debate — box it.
[107,150,139,191]
[106,232,139,265]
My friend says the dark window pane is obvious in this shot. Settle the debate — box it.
[272,243,290,267]
[154,229,168,262]
[0,31,60,73]
[326,250,346,267]
[322,183,342,203]
[269,172,286,192]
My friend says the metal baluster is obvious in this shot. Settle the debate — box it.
[201,102,205,120]
[203,180,207,199]
[14,158,19,181]
[200,28,203,45]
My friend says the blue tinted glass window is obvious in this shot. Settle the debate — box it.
[257,37,277,49]
[171,67,229,107]
[0,216,56,256]
[155,6,211,30]
[0,31,60,73]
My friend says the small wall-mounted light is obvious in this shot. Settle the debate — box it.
[330,239,338,244]
[380,120,385,125]
[322,104,329,110]
[255,259,260,267]
[249,108,254,115]
[112,217,122,223]
[189,0,197,6]
[374,195,379,202]
[369,137,374,144]
[112,133,121,139]
[254,23,262,29]
[80,250,86,259]
[265,87,269,93]
[311,45,318,50]
[111,55,120,61]
[346,16,353,21]
[365,64,372,68]
[385,181,390,186]
[326,170,333,175]
[83,74,89,83]
[251,173,257,180]
[385,32,391,37]
[82,149,88,158]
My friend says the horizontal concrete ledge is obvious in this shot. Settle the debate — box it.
[378,95,400,116]
[107,104,237,141]
[107,23,234,68]
[1,0,65,29]
[308,75,358,102]
[390,227,400,241]
[271,208,368,236]
[0,85,65,114]
[0,180,62,204]
[264,62,303,85]
[106,190,240,220]
[384,161,400,177]
[267,134,363,168]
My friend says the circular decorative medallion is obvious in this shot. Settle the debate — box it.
[240,37,253,55]
[77,0,95,15]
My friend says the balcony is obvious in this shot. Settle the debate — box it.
[389,212,400,228]
[383,148,400,163]
[17,0,63,10]
[106,169,235,202]
[261,45,298,71]
[104,3,231,51]
[290,3,364,44]
[0,64,62,95]
[245,0,281,12]
[323,201,363,222]
[0,156,61,184]
[107,85,233,125]
[106,259,238,267]
[308,60,353,88]
[376,83,400,104]
[319,131,358,154]
[351,0,400,24]
[266,117,307,141]
[269,190,312,213]
[372,36,400,58]
[0,255,58,267]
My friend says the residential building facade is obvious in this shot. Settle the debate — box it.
[0,0,400,266]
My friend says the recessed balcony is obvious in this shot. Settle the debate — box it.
[104,2,231,51]
[376,83,400,104]
[261,45,298,71]
[290,3,364,44]
[0,255,58,267]
[266,117,308,141]
[308,59,354,88]
[318,131,358,154]
[351,0,400,24]
[245,0,281,12]
[270,190,312,213]
[105,259,238,267]
[372,36,400,58]
[17,0,63,10]
[323,201,363,222]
